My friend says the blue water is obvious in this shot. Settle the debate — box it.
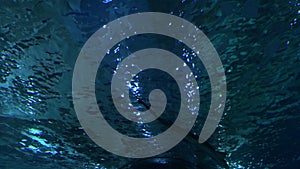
[0,0,299,168]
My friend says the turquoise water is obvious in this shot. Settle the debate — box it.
[0,0,299,168]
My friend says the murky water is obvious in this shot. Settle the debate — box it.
[0,0,299,168]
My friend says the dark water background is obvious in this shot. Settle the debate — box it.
[0,0,299,168]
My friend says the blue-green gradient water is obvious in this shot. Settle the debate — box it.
[0,0,299,168]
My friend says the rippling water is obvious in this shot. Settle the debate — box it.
[0,0,299,168]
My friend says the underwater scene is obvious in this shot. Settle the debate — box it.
[0,0,299,168]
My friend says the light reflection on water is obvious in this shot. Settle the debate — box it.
[0,0,299,168]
